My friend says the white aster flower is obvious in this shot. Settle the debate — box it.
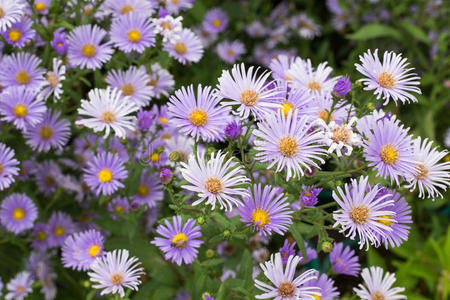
[354,266,406,300]
[153,15,183,43]
[38,57,66,102]
[318,117,362,156]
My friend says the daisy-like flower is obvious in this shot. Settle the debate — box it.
[0,0,25,32]
[269,55,299,82]
[194,26,218,47]
[0,86,46,131]
[0,193,37,234]
[270,81,315,119]
[62,229,105,271]
[354,266,406,300]
[83,152,128,196]
[203,8,228,34]
[405,137,450,199]
[216,40,246,64]
[255,254,320,300]
[88,249,145,298]
[147,63,174,99]
[103,0,155,18]
[30,222,50,251]
[165,135,194,162]
[34,0,51,14]
[0,52,46,90]
[76,87,139,138]
[279,239,296,264]
[152,215,203,265]
[164,28,204,65]
[355,49,421,105]
[110,12,156,53]
[2,16,35,48]
[303,272,339,300]
[292,184,323,210]
[165,0,193,14]
[286,59,338,98]
[106,66,153,107]
[0,143,19,190]
[47,211,76,247]
[362,117,417,185]
[24,109,71,152]
[312,95,353,125]
[253,110,327,180]
[38,57,66,101]
[108,196,130,215]
[34,160,63,196]
[292,14,321,39]
[133,171,163,207]
[318,117,362,157]
[153,15,183,43]
[168,84,231,142]
[332,176,396,250]
[217,63,281,119]
[5,271,34,300]
[238,184,293,236]
[180,150,250,211]
[329,242,361,276]
[246,21,267,38]
[67,24,113,70]
[50,28,68,55]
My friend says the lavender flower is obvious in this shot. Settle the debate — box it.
[62,230,105,271]
[203,8,228,34]
[224,120,242,139]
[50,28,68,54]
[0,142,19,191]
[279,239,296,264]
[329,242,361,276]
[0,193,37,234]
[292,184,322,210]
[333,75,351,98]
[354,266,406,299]
[5,271,34,300]
[2,16,35,48]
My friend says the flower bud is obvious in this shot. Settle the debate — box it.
[205,249,214,258]
[333,75,351,98]
[197,216,205,225]
[366,102,375,111]
[223,229,231,238]
[159,168,173,184]
[321,241,333,253]
[225,120,243,139]
[169,151,180,162]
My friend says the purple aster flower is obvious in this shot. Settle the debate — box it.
[329,242,361,276]
[298,242,318,264]
[102,0,155,18]
[0,142,19,190]
[159,168,173,184]
[253,110,327,180]
[269,54,298,82]
[110,12,156,54]
[147,63,174,99]
[133,171,163,208]
[312,94,353,125]
[362,117,417,185]
[0,86,46,131]
[5,271,34,300]
[202,292,214,300]
[62,229,105,271]
[34,0,51,14]
[270,81,316,120]
[106,66,153,107]
[332,176,396,250]
[165,0,193,14]
[292,184,322,210]
[0,52,46,90]
[333,75,351,98]
[34,160,63,196]
[88,249,145,298]
[168,84,231,142]
[255,254,320,299]
[0,193,37,234]
[355,49,421,105]
[108,196,130,215]
[303,272,340,300]
[67,24,113,70]
[47,211,76,248]
[279,239,296,264]
[152,215,203,266]
[164,28,204,65]
[239,184,293,236]
[224,120,242,139]
[0,0,25,32]
[50,28,68,55]
[30,222,51,251]
[24,109,71,152]
[354,266,406,300]
[136,109,153,131]
[83,152,128,196]
[203,8,228,34]
[217,63,281,120]
[2,16,35,48]
[216,40,246,64]
[141,138,168,168]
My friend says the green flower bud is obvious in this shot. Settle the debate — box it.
[223,229,231,238]
[169,151,180,162]
[366,102,375,111]
[321,241,333,253]
[205,249,214,258]
[197,216,205,225]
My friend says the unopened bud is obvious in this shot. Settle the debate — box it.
[321,241,333,253]
[169,151,180,162]
[197,216,205,225]
[205,249,214,258]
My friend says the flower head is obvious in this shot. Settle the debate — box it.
[329,242,361,276]
[47,211,76,247]
[319,117,362,157]
[333,75,351,98]
[303,272,340,300]
[5,271,33,300]
[0,193,37,234]
[292,184,322,210]
[147,63,174,98]
[62,230,105,271]
[133,171,163,208]
[164,29,204,65]
[279,239,296,264]
[0,0,25,32]
[2,16,35,48]
[216,40,245,64]
[0,142,19,191]
[0,52,46,90]
[354,266,406,300]
[50,28,68,54]
[203,8,228,34]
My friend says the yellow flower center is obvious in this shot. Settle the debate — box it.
[39,126,54,140]
[213,19,221,27]
[318,110,333,122]
[414,163,428,180]
[89,244,101,257]
[380,144,398,165]
[37,231,47,241]
[98,169,113,183]
[313,295,322,300]
[240,90,259,106]
[16,285,25,294]
[171,232,188,248]
[13,208,25,220]
[147,77,158,87]
[251,208,270,228]
[226,48,235,57]
[308,81,321,92]
[188,109,208,127]
[205,177,222,194]
[149,153,160,162]
[100,111,116,124]
[120,4,134,14]
[13,104,28,118]
[332,126,350,143]
[8,29,21,42]
[45,175,55,186]
[0,8,5,18]
[127,29,141,42]
[304,190,311,197]
[159,117,168,124]
[137,184,149,197]
[115,205,125,214]
[121,83,135,96]
[377,215,393,226]
[377,72,395,89]
[278,137,298,157]
[371,291,385,300]
[278,281,295,297]
[35,2,46,12]
[16,71,30,85]
[174,42,187,54]
[110,273,124,285]
[54,226,65,236]
[81,44,96,58]
[349,205,369,224]
[285,75,292,81]
[46,73,59,88]
[161,21,172,30]
[281,102,294,117]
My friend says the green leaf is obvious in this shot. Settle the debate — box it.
[399,22,430,44]
[290,224,306,259]
[237,250,253,288]
[346,24,402,41]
